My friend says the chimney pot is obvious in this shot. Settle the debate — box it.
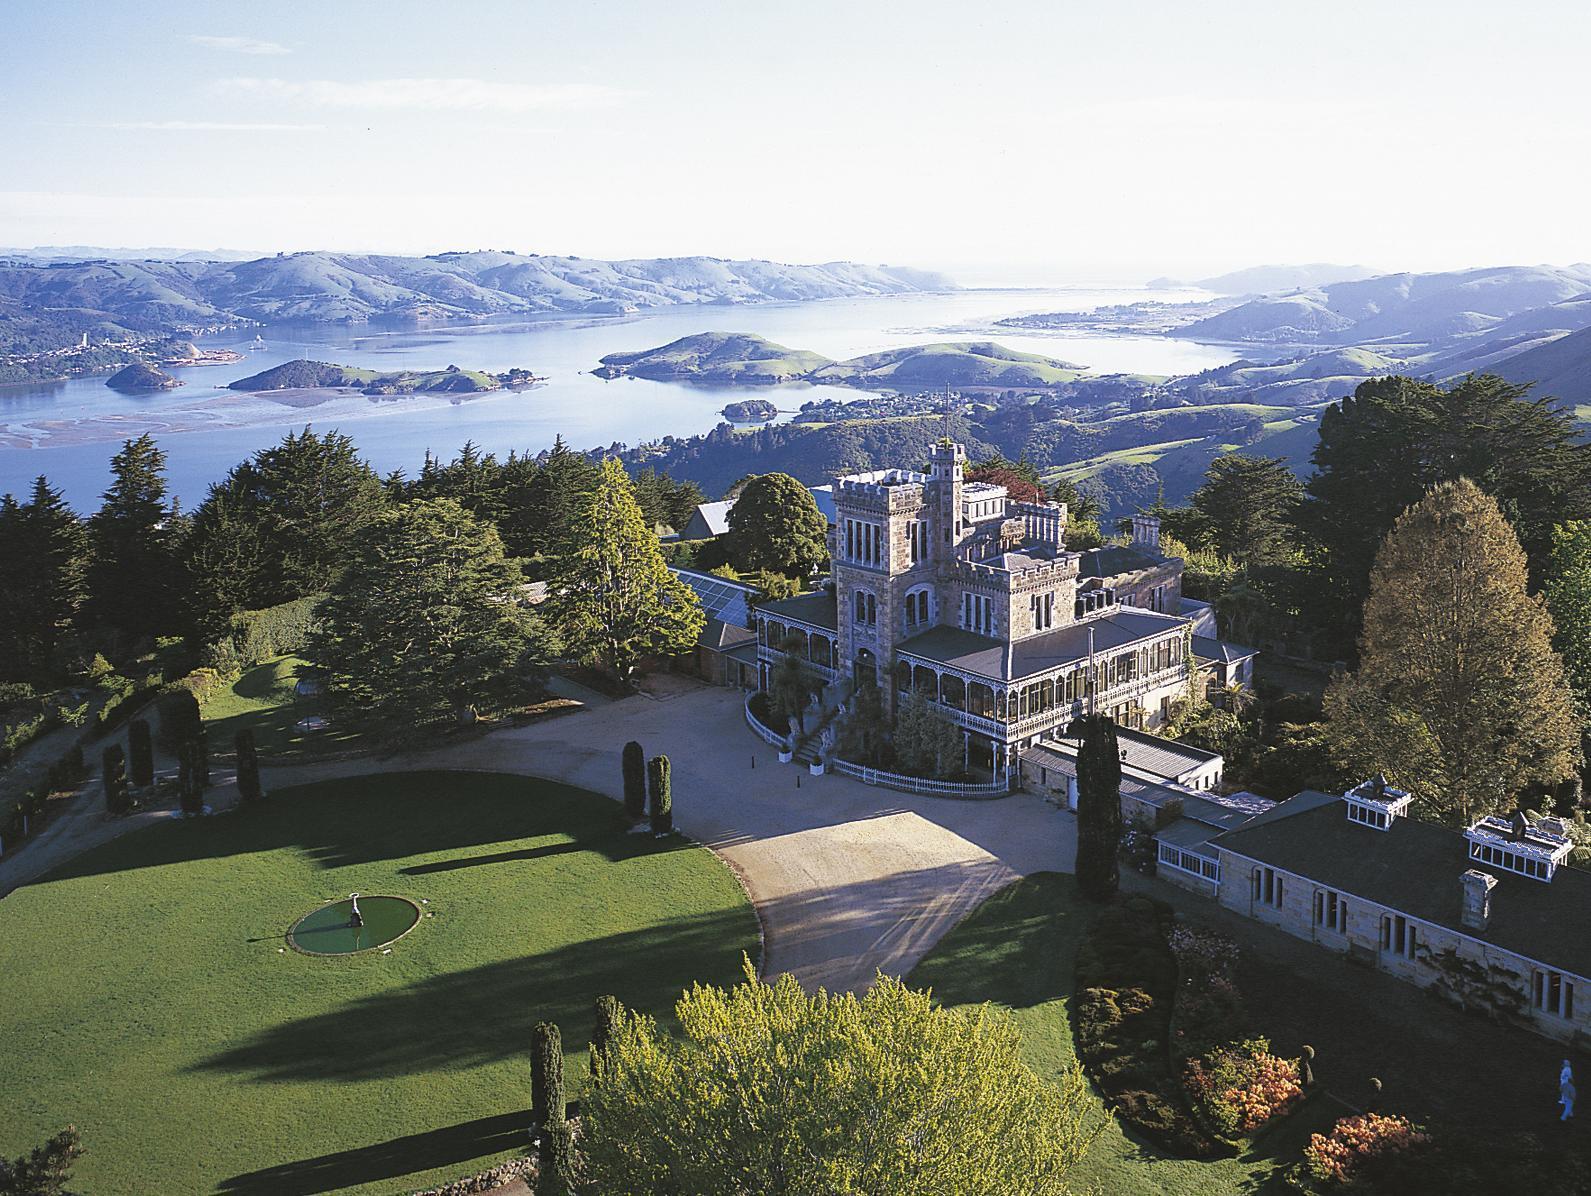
[1460,869,1498,931]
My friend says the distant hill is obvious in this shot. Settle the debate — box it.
[1174,264,1591,346]
[229,359,506,395]
[1153,263,1379,296]
[1490,326,1591,405]
[0,252,956,354]
[106,362,181,392]
[810,342,1084,388]
[598,332,832,383]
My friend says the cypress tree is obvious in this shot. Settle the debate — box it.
[591,994,623,1077]
[158,689,202,753]
[531,1021,566,1129]
[235,727,263,802]
[648,754,673,836]
[101,744,128,814]
[177,741,200,815]
[537,1119,577,1196]
[621,740,646,818]
[0,476,89,678]
[127,718,154,788]
[86,434,179,645]
[1074,715,1122,901]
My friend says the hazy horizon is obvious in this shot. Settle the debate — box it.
[6,0,1590,283]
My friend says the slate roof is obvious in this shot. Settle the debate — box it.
[1079,545,1166,578]
[757,590,838,632]
[899,608,1187,682]
[1193,635,1259,665]
[1211,792,1591,980]
[700,618,756,651]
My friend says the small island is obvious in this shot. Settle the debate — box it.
[106,362,182,392]
[594,331,1085,392]
[228,359,544,399]
[721,398,780,422]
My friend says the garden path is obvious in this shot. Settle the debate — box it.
[264,684,1075,994]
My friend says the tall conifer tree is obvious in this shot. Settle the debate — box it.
[546,459,704,681]
[1074,715,1122,901]
[86,434,177,644]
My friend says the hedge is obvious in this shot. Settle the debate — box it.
[228,595,324,668]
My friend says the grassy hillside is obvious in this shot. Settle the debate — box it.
[229,359,499,394]
[810,341,1084,388]
[598,331,832,382]
[1490,324,1591,404]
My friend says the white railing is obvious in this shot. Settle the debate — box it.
[743,694,788,748]
[829,758,1011,800]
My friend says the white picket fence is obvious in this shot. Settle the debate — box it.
[828,758,1011,800]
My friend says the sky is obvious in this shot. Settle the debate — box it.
[3,0,1590,284]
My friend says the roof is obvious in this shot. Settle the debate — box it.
[685,500,735,537]
[1157,819,1226,854]
[757,589,838,632]
[1193,635,1259,666]
[1212,792,1591,980]
[700,618,756,651]
[899,608,1188,682]
[1079,545,1167,578]
[671,567,757,628]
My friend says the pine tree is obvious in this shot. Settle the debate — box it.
[1189,454,1303,568]
[86,434,178,645]
[545,459,704,682]
[725,472,830,578]
[648,755,673,835]
[309,498,559,735]
[531,1021,567,1129]
[127,718,154,788]
[235,727,263,802]
[621,741,646,818]
[0,477,88,678]
[1074,715,1122,901]
[524,436,600,563]
[1547,520,1591,724]
[1325,478,1582,826]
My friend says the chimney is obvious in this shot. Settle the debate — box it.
[1460,869,1498,931]
[1131,514,1161,552]
[1511,811,1529,842]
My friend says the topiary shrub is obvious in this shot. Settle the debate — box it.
[647,755,673,836]
[591,994,623,1076]
[101,744,129,815]
[235,728,263,802]
[532,1021,566,1130]
[157,688,203,752]
[621,741,646,819]
[127,718,154,788]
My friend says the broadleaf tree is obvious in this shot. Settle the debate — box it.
[309,498,558,735]
[725,472,830,579]
[1324,478,1581,826]
[545,459,703,681]
[581,959,1102,1196]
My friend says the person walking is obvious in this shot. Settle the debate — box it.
[1561,1060,1576,1122]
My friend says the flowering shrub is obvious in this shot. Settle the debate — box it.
[1170,925,1240,985]
[1182,1038,1303,1137]
[1304,1112,1429,1186]
[1170,925,1245,1061]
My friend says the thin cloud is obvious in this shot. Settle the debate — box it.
[100,120,324,133]
[219,76,632,113]
[187,35,291,56]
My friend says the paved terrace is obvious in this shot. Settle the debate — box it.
[264,684,1074,994]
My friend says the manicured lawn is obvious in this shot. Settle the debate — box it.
[201,655,366,760]
[0,770,758,1194]
[908,873,1331,1194]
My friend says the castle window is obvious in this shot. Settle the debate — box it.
[853,589,876,626]
[1534,970,1576,1020]
[1313,889,1348,934]
[1251,866,1284,909]
[905,587,930,629]
[1379,914,1417,959]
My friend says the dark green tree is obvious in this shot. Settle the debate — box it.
[101,744,128,815]
[591,994,623,1076]
[181,472,270,639]
[648,754,674,836]
[537,1119,577,1196]
[156,689,202,753]
[545,460,704,682]
[531,1021,567,1129]
[86,434,179,645]
[725,472,830,578]
[235,727,263,802]
[837,674,890,767]
[632,467,707,534]
[177,737,206,815]
[1189,454,1303,567]
[0,477,88,680]
[1300,374,1591,655]
[522,436,600,565]
[1073,715,1122,901]
[309,498,559,735]
[621,741,646,818]
[127,719,154,788]
[0,1124,84,1196]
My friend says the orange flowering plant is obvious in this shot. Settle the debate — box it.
[1181,1037,1303,1137]
[1304,1112,1429,1186]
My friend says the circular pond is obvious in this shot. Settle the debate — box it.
[288,895,421,955]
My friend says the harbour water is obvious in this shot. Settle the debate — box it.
[0,286,1241,509]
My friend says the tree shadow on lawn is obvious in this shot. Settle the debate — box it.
[190,908,754,1085]
[216,1109,530,1195]
[37,771,685,886]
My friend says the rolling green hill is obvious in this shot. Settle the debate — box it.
[597,332,832,383]
[229,360,501,394]
[810,341,1084,388]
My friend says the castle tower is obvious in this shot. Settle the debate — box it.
[925,440,966,560]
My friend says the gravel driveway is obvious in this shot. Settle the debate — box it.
[263,684,1075,993]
